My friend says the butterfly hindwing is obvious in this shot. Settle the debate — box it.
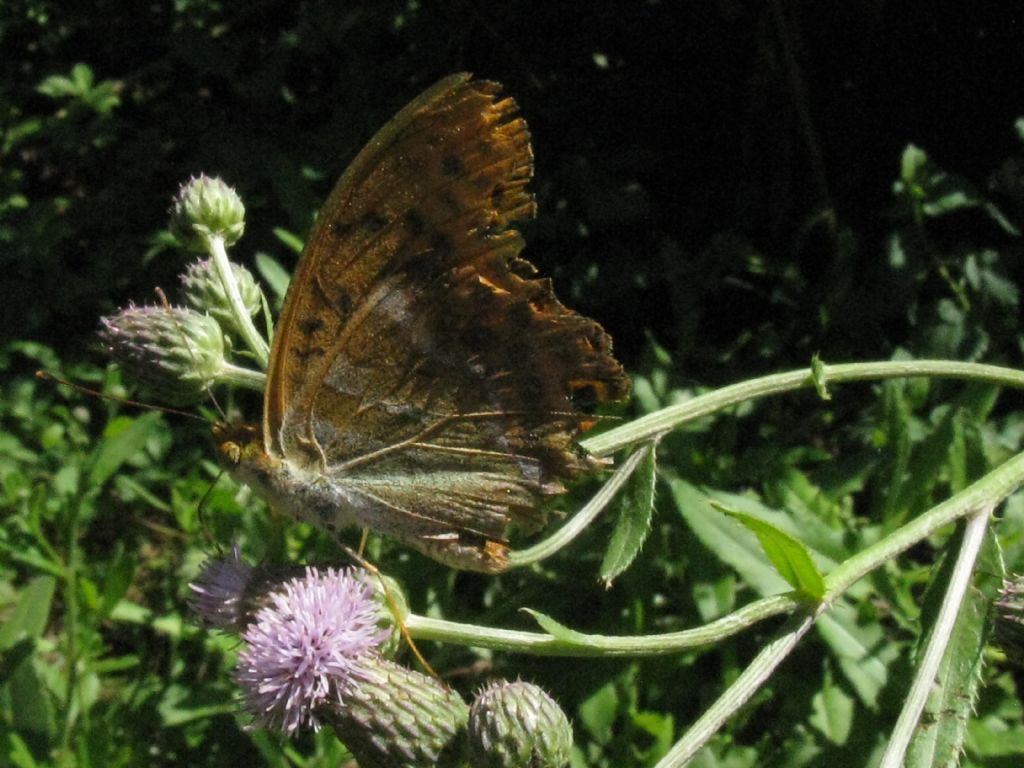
[259,74,629,571]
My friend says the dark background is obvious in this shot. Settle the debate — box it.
[5,1,1023,379]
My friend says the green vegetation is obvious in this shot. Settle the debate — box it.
[3,3,1024,766]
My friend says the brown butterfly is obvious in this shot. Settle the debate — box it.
[214,73,630,573]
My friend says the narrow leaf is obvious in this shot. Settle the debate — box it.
[600,441,657,585]
[254,251,291,300]
[670,478,791,594]
[0,576,56,650]
[521,609,590,645]
[721,509,825,600]
[88,412,162,488]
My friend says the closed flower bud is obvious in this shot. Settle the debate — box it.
[169,174,245,251]
[995,574,1024,666]
[181,258,262,333]
[468,680,572,768]
[98,304,226,405]
[326,657,469,768]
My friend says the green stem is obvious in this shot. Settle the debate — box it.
[879,507,991,768]
[217,361,266,392]
[822,452,1024,597]
[402,449,1024,662]
[508,441,654,568]
[581,360,1024,458]
[650,488,1007,766]
[653,613,818,768]
[403,594,796,656]
[207,234,269,368]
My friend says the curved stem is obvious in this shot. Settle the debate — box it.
[581,360,1024,458]
[403,594,796,656]
[401,450,1024,664]
[508,441,654,568]
[207,234,269,368]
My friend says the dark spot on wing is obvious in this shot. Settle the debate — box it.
[334,290,352,317]
[297,318,324,336]
[442,152,464,178]
[463,324,499,349]
[293,345,326,361]
[360,211,389,233]
[491,183,506,207]
[570,382,601,409]
[330,219,353,238]
[403,208,426,236]
[440,190,460,214]
[430,233,455,265]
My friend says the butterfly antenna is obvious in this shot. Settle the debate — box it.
[195,468,228,549]
[154,287,229,424]
[334,536,439,680]
[35,371,209,422]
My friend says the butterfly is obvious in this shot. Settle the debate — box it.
[214,73,630,573]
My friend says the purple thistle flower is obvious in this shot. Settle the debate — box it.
[233,567,389,735]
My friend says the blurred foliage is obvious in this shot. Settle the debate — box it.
[3,1,1024,767]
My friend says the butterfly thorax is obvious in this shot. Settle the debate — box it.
[213,422,361,532]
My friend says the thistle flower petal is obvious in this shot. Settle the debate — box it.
[233,567,389,735]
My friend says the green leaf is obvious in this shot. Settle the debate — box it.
[600,442,656,585]
[254,251,291,301]
[810,353,831,400]
[272,227,304,255]
[5,732,40,768]
[87,412,162,488]
[895,143,983,218]
[817,601,897,708]
[7,656,56,737]
[809,668,854,745]
[720,508,825,600]
[670,478,792,594]
[521,609,590,645]
[0,576,56,651]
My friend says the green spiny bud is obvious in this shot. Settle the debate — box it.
[98,304,226,405]
[468,680,572,768]
[327,657,469,768]
[994,575,1024,666]
[169,174,245,251]
[181,258,262,332]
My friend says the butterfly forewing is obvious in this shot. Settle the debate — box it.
[254,73,629,571]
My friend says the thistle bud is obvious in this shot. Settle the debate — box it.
[169,174,245,251]
[181,258,262,332]
[98,304,226,405]
[326,657,469,768]
[468,680,572,768]
[995,574,1024,666]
